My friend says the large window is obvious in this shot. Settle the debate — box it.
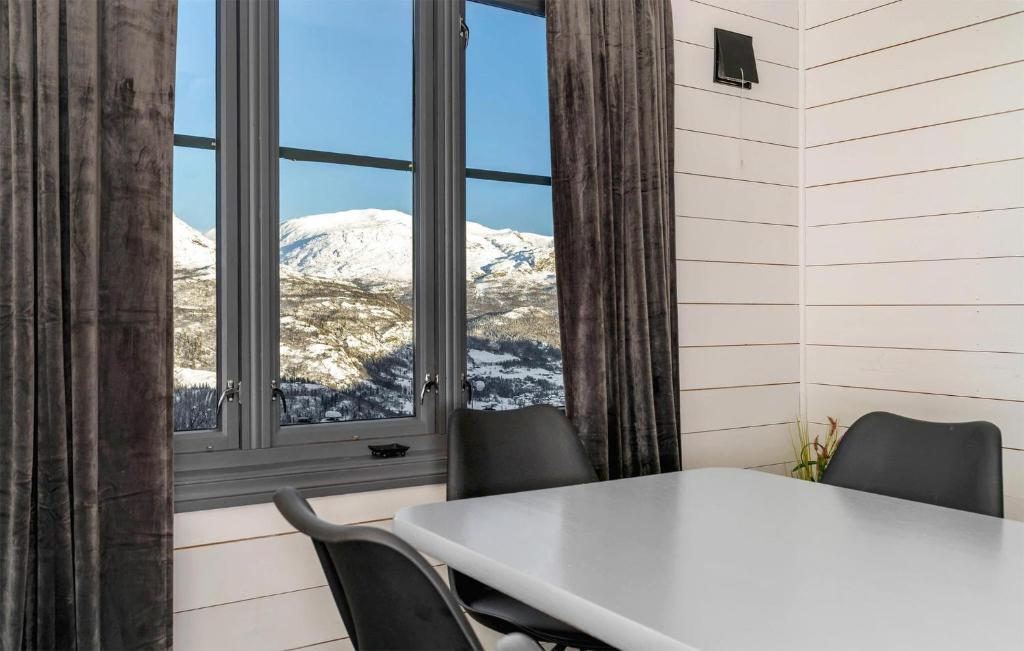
[172,0,556,509]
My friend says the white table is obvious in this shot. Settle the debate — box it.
[394,468,1024,651]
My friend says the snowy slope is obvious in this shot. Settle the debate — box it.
[278,209,555,287]
[173,214,216,275]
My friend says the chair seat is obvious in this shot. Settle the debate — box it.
[465,588,614,649]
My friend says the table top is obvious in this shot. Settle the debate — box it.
[394,468,1024,651]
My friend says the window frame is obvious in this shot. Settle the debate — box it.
[173,0,550,512]
[172,0,241,454]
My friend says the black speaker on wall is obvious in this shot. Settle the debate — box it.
[714,28,758,89]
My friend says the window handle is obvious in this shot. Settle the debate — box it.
[419,374,438,405]
[271,380,288,413]
[216,380,239,419]
[460,16,469,47]
[462,373,473,407]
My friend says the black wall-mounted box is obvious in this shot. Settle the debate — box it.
[714,28,758,89]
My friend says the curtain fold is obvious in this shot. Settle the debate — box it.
[1,1,177,648]
[547,0,680,479]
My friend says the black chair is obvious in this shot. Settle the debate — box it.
[274,487,540,651]
[447,406,613,651]
[821,411,1003,517]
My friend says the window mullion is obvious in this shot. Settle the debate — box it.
[439,0,468,426]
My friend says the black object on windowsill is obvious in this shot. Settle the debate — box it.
[714,28,758,89]
[369,443,410,458]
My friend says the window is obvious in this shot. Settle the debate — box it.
[172,0,555,510]
[173,0,221,435]
[277,0,419,429]
[465,1,562,410]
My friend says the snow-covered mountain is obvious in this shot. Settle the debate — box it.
[278,208,556,289]
[172,209,562,428]
[173,213,216,275]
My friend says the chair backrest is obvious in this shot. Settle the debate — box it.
[447,405,598,501]
[821,411,1003,517]
[274,487,482,651]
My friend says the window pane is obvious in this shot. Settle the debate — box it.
[465,3,562,410]
[466,178,563,410]
[174,0,216,137]
[277,161,415,424]
[173,0,219,432]
[279,0,413,160]
[466,1,550,176]
[172,148,218,431]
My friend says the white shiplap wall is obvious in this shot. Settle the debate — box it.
[172,485,506,651]
[802,0,1024,520]
[672,0,802,475]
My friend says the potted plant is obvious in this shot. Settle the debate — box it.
[790,417,842,482]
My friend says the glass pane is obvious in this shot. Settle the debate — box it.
[465,1,550,176]
[278,161,415,424]
[174,0,217,137]
[173,148,218,431]
[279,0,413,160]
[466,178,563,410]
[464,3,561,410]
[173,0,219,432]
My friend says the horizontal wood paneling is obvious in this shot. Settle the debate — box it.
[681,423,795,469]
[1005,450,1024,497]
[805,0,1024,68]
[806,62,1024,145]
[678,217,798,264]
[678,305,799,346]
[673,0,798,66]
[175,531,322,612]
[675,41,798,107]
[676,129,798,185]
[698,0,799,27]
[807,345,1024,401]
[174,586,346,651]
[680,344,800,389]
[804,0,895,29]
[806,306,1024,353]
[174,484,445,549]
[805,159,1024,226]
[174,519,443,613]
[294,639,355,651]
[673,0,798,449]
[676,173,798,224]
[173,485,446,650]
[806,258,1024,305]
[681,384,799,433]
[679,261,799,304]
[805,13,1024,106]
[806,111,1024,186]
[806,384,1024,450]
[806,210,1024,264]
[805,0,1024,523]
[675,85,798,146]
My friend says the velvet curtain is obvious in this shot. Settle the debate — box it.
[547,0,680,479]
[0,1,177,648]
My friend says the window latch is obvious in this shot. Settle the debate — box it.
[460,16,469,47]
[461,373,473,406]
[271,380,288,413]
[216,380,240,419]
[419,373,438,405]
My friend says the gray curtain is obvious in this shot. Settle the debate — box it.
[547,0,680,479]
[0,1,176,648]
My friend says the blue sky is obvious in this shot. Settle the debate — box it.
[173,0,553,236]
